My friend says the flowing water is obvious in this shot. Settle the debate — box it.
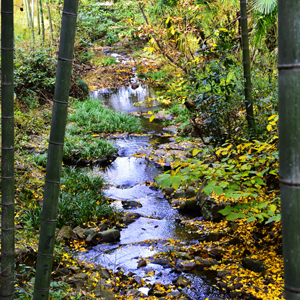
[79,57,226,299]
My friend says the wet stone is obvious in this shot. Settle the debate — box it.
[175,275,191,287]
[174,190,186,199]
[183,262,197,272]
[124,212,142,224]
[58,225,73,240]
[242,256,266,273]
[137,260,147,268]
[99,229,120,243]
[186,186,196,198]
[164,187,175,195]
[151,257,171,266]
[127,289,141,297]
[217,271,231,278]
[194,257,219,267]
[122,200,142,209]
[73,226,85,239]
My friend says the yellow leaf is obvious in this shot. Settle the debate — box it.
[149,115,155,122]
[267,125,272,131]
[148,111,153,115]
[270,204,277,212]
[92,134,99,137]
[166,17,170,24]
[192,149,200,156]
[268,115,277,121]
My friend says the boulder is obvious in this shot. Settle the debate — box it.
[58,225,73,240]
[196,192,227,222]
[124,212,141,225]
[194,257,219,268]
[186,187,196,198]
[122,200,142,209]
[99,229,120,243]
[242,256,266,273]
[84,228,98,243]
[179,198,201,214]
[175,275,191,287]
[94,284,116,299]
[137,260,147,268]
[73,226,85,239]
[174,190,186,199]
[164,187,175,195]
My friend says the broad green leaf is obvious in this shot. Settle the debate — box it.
[219,206,233,216]
[171,176,182,188]
[247,216,256,223]
[224,189,234,198]
[203,183,215,195]
[254,178,266,185]
[214,186,223,195]
[161,177,171,189]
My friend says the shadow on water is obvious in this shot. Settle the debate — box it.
[82,68,227,299]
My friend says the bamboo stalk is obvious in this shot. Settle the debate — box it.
[278,1,300,299]
[26,0,35,42]
[240,0,255,131]
[33,0,79,298]
[39,0,45,43]
[46,0,54,43]
[1,0,15,298]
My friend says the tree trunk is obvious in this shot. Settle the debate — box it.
[1,0,15,298]
[33,0,78,298]
[37,0,41,35]
[278,1,300,299]
[25,0,30,27]
[240,0,255,131]
[46,0,54,43]
[39,0,45,43]
[26,0,35,42]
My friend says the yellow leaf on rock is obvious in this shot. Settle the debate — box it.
[149,115,155,122]
[148,111,153,115]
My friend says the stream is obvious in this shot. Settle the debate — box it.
[79,54,226,299]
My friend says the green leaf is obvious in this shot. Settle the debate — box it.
[219,206,233,216]
[171,176,182,189]
[203,184,214,195]
[224,189,234,198]
[226,212,245,221]
[265,216,275,224]
[161,177,172,189]
[214,186,223,195]
[254,178,266,185]
[247,216,256,223]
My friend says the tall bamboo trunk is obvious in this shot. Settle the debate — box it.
[278,1,300,299]
[26,0,35,42]
[32,0,34,27]
[1,0,15,298]
[39,0,45,43]
[25,0,30,27]
[37,0,41,35]
[240,0,255,131]
[33,0,78,298]
[46,0,54,42]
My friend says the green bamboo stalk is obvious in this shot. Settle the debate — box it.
[37,0,41,35]
[278,1,300,299]
[32,0,34,28]
[24,0,30,27]
[39,0,45,43]
[1,0,15,298]
[240,0,255,131]
[26,0,35,42]
[46,0,54,43]
[33,0,78,298]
